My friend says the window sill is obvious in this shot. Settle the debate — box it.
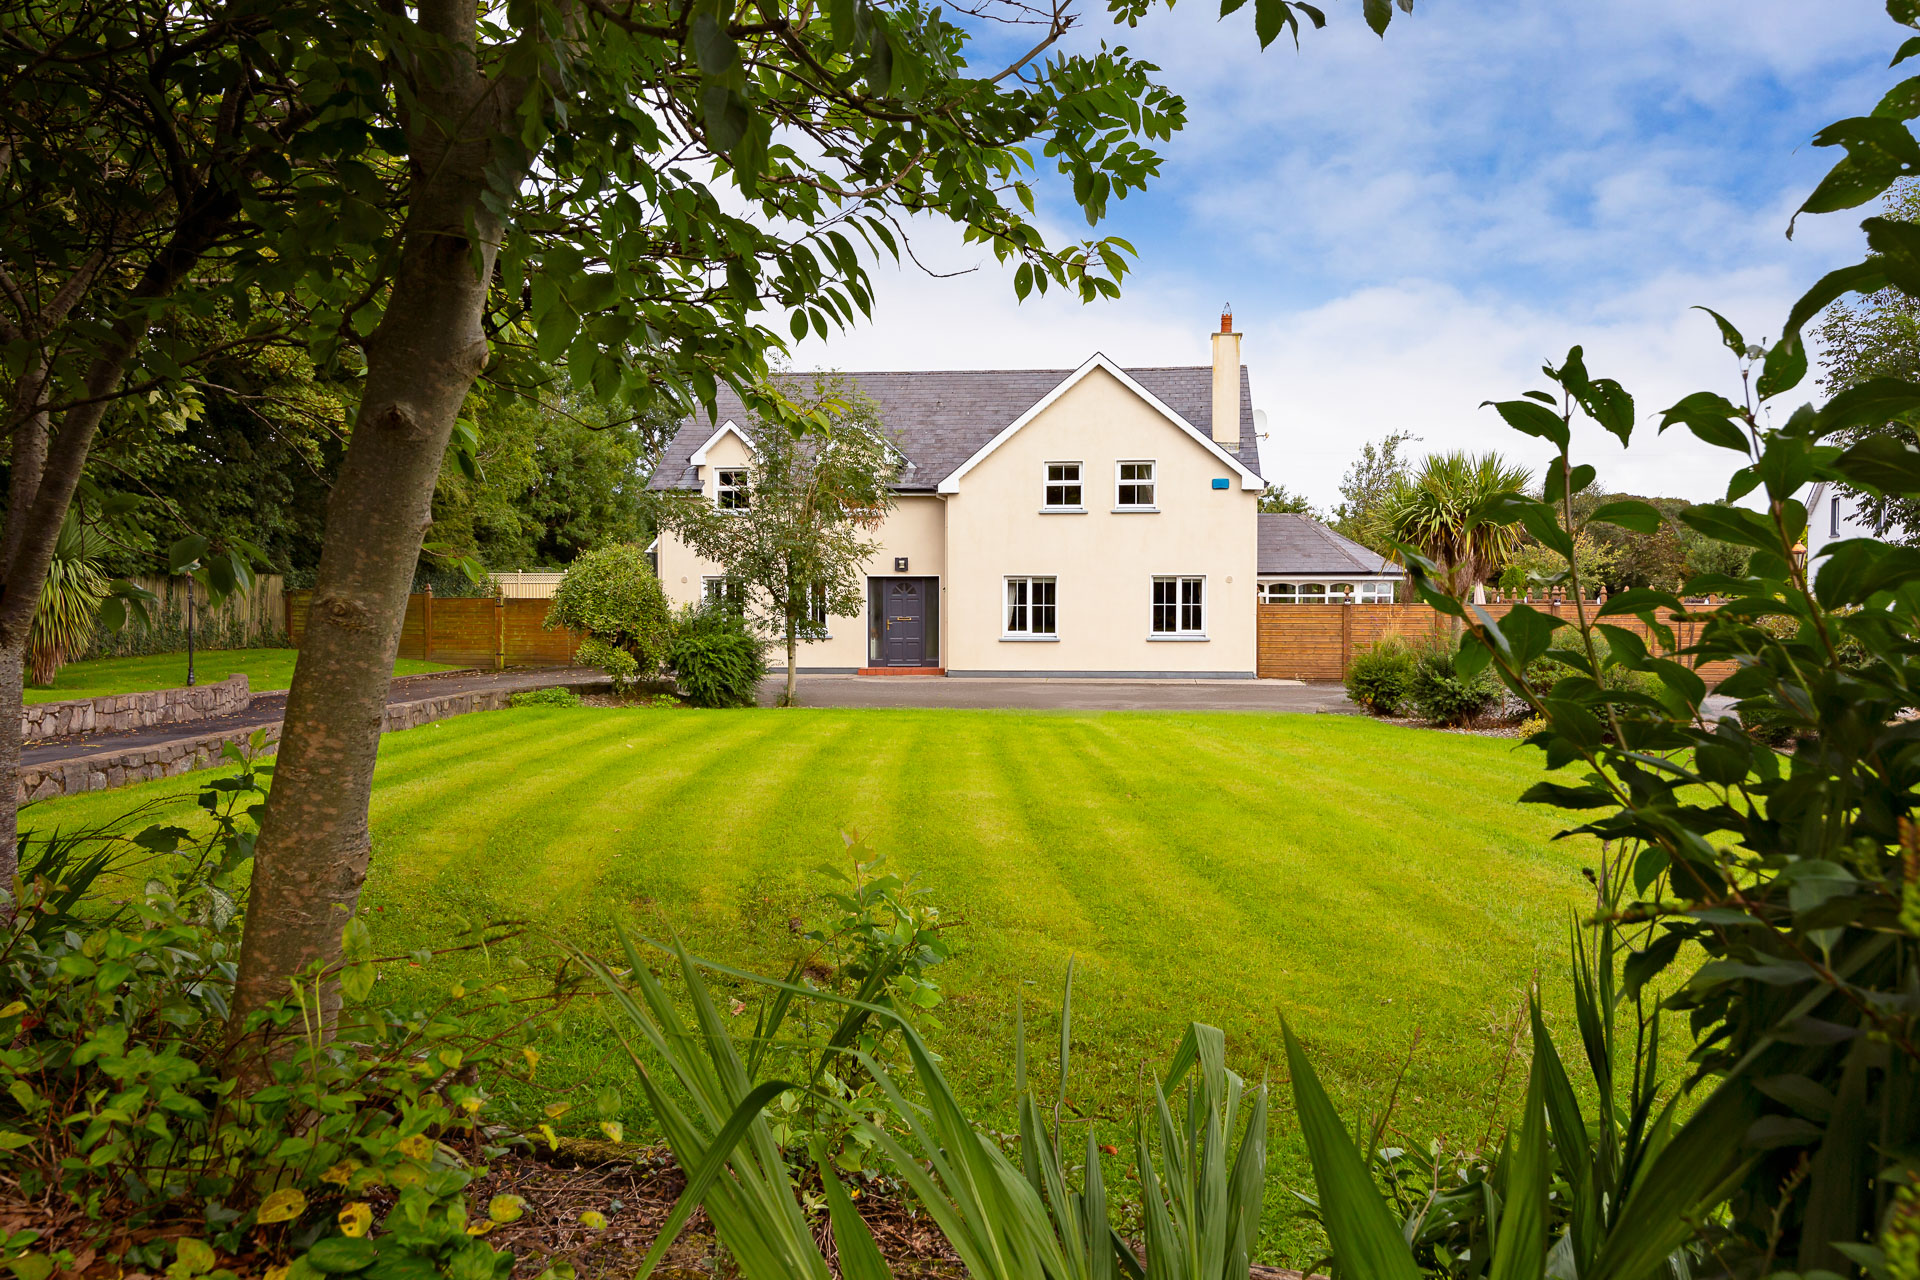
[1147,634,1208,642]
[1000,635,1060,642]
[1039,507,1087,515]
[1112,506,1159,514]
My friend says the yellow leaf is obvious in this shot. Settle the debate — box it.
[598,1121,623,1144]
[396,1133,433,1160]
[264,1266,291,1280]
[256,1188,307,1224]
[461,1095,483,1114]
[338,1203,372,1238]
[543,1101,571,1120]
[387,1164,428,1189]
[451,984,466,999]
[522,1047,540,1078]
[466,1221,498,1237]
[538,1124,558,1150]
[578,1211,607,1231]
[488,1195,526,1224]
[320,1161,360,1187]
[0,1002,25,1018]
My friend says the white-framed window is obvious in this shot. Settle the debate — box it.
[1004,576,1057,637]
[1358,581,1395,603]
[808,581,830,631]
[1151,576,1204,636]
[1329,583,1354,603]
[702,575,746,610]
[1832,494,1843,538]
[1258,582,1295,604]
[716,467,750,511]
[1298,583,1327,604]
[1044,463,1083,510]
[1116,460,1157,509]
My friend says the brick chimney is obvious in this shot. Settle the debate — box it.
[1211,305,1241,451]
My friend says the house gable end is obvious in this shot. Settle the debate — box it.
[935,354,1262,494]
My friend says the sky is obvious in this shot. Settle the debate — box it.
[790,0,1902,509]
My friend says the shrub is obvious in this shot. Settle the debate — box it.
[544,544,671,676]
[667,604,766,707]
[0,756,579,1280]
[508,686,581,708]
[1406,641,1500,725]
[574,635,639,693]
[1343,635,1416,715]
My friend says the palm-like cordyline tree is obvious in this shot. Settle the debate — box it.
[1381,451,1532,607]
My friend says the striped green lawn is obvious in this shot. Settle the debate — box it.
[25,706,1596,1266]
[25,648,456,702]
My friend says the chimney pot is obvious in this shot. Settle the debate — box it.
[1220,304,1233,334]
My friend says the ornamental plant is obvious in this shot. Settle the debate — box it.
[0,751,582,1280]
[546,544,673,678]
[1292,9,1920,1266]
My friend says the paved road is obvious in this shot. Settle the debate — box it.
[757,674,1359,713]
[21,667,601,768]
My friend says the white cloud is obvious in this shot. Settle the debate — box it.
[793,0,1901,508]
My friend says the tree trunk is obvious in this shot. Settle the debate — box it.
[784,621,798,706]
[0,287,179,891]
[230,3,520,1040]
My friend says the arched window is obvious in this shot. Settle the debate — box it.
[1259,582,1296,603]
[1298,584,1327,604]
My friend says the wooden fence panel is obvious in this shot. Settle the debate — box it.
[1257,601,1738,684]
[425,598,499,667]
[285,591,585,669]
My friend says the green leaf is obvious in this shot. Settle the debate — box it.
[1280,1021,1422,1280]
[303,1238,378,1274]
[1783,259,1890,333]
[167,535,209,574]
[1817,376,1920,433]
[1362,0,1391,36]
[1488,1051,1549,1280]
[1486,398,1571,450]
[1835,432,1920,495]
[1694,306,1746,356]
[1587,499,1664,534]
[1659,391,1751,453]
[816,1155,892,1280]
[1677,503,1784,553]
[1757,330,1807,400]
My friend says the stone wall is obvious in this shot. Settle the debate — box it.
[22,673,251,741]
[15,679,576,805]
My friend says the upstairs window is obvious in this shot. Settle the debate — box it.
[1004,577,1058,636]
[1151,576,1204,636]
[1044,463,1083,510]
[1117,460,1157,509]
[1832,493,1843,537]
[716,468,750,510]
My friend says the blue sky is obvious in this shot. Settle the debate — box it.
[795,0,1901,507]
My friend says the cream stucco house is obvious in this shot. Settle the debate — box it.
[648,316,1401,678]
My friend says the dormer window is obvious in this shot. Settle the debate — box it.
[716,468,749,511]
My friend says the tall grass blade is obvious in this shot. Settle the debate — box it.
[1488,1051,1550,1280]
[816,1151,894,1280]
[1280,1020,1422,1280]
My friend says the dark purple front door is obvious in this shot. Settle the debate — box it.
[883,578,927,666]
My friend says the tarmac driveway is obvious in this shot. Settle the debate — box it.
[758,674,1359,713]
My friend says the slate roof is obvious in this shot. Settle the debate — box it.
[1257,514,1403,578]
[647,365,1263,493]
